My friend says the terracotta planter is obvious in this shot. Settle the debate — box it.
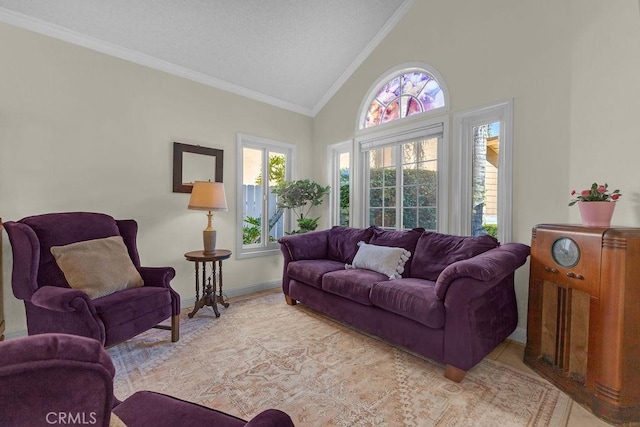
[578,201,616,227]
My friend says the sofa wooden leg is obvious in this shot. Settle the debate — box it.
[171,314,180,342]
[444,364,466,382]
[284,295,297,306]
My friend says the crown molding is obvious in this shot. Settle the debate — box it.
[0,7,313,117]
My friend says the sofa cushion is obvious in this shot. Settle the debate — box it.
[369,227,424,277]
[411,232,499,281]
[327,226,374,264]
[287,259,345,290]
[322,269,387,305]
[346,241,411,279]
[370,278,445,329]
[93,286,170,330]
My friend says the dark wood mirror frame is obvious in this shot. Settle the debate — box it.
[173,142,224,193]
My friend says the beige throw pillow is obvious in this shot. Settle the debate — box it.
[50,236,144,299]
[346,241,411,279]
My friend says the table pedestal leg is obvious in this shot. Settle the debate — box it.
[188,262,220,318]
[215,259,230,308]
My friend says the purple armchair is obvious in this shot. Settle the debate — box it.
[3,212,180,347]
[0,333,295,426]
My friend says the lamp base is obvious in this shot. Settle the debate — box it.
[203,229,216,255]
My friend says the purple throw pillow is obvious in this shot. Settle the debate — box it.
[368,227,424,277]
[327,226,375,264]
[411,232,499,281]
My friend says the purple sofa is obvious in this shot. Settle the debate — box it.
[279,226,530,382]
[0,333,294,426]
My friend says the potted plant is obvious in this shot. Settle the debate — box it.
[569,182,621,227]
[272,179,331,233]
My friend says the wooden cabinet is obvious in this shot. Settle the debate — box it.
[525,224,640,424]
[0,219,4,341]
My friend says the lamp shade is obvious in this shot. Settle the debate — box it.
[188,181,228,211]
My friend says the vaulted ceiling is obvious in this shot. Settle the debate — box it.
[0,0,413,116]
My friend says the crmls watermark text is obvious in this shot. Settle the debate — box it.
[46,412,97,425]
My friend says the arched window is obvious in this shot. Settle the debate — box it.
[362,69,446,129]
[353,64,450,231]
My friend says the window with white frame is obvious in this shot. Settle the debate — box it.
[236,134,294,258]
[354,64,449,231]
[452,100,514,243]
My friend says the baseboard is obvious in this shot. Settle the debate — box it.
[180,280,281,309]
[508,327,526,344]
[4,329,27,340]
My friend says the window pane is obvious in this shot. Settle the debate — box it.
[339,152,350,227]
[383,208,396,228]
[370,188,383,207]
[472,122,499,237]
[370,208,382,227]
[403,207,417,229]
[403,185,417,207]
[417,207,437,230]
[383,187,396,207]
[242,147,263,245]
[267,151,286,242]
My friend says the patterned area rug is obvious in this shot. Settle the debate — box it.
[109,291,571,426]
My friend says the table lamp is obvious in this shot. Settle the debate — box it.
[188,181,228,255]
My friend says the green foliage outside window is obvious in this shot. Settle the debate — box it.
[369,167,437,229]
[339,168,350,226]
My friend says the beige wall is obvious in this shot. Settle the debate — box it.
[3,0,640,337]
[569,1,640,225]
[0,22,313,335]
[313,0,640,332]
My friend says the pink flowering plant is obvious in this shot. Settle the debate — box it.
[569,182,621,206]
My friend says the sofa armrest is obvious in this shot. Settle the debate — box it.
[138,266,176,288]
[435,243,530,300]
[29,286,106,344]
[31,285,97,314]
[278,229,330,261]
[114,391,295,427]
[438,243,530,371]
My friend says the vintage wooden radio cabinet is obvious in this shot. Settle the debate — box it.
[525,224,640,423]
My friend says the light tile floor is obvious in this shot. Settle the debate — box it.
[488,341,613,426]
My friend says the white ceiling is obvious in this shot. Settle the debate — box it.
[0,0,413,116]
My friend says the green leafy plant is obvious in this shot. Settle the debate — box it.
[242,216,262,244]
[482,223,498,238]
[272,179,331,233]
[569,183,621,206]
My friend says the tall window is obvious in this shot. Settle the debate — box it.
[355,64,449,231]
[453,101,513,243]
[237,134,294,258]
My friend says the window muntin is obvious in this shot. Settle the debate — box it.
[364,72,445,129]
[368,137,439,230]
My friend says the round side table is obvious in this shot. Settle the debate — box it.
[184,249,231,318]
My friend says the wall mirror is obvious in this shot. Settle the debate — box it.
[173,142,224,193]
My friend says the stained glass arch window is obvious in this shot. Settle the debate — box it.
[360,66,447,130]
